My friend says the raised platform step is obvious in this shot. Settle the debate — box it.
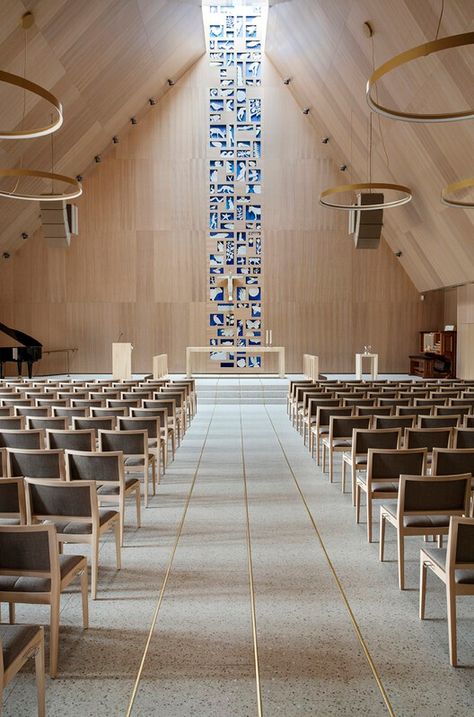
[196,384,287,404]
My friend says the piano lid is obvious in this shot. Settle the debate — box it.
[0,321,42,347]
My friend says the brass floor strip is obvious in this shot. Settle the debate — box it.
[239,406,264,717]
[126,406,216,716]
[263,405,396,717]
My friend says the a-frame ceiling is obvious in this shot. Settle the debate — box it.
[266,0,474,291]
[0,0,205,254]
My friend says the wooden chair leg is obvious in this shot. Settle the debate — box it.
[8,602,15,623]
[366,495,373,542]
[379,510,386,561]
[49,594,60,678]
[91,537,99,600]
[152,457,157,491]
[419,554,427,619]
[135,485,141,528]
[80,567,89,629]
[397,529,405,589]
[119,494,125,546]
[356,485,361,524]
[329,449,334,483]
[35,629,46,717]
[114,519,121,569]
[351,466,357,506]
[447,580,458,666]
[341,459,346,493]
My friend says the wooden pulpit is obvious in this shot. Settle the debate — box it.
[112,342,133,380]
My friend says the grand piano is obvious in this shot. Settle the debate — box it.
[0,322,42,379]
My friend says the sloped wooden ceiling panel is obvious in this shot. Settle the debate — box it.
[266,0,474,291]
[0,0,205,254]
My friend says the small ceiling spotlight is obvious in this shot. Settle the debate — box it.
[21,232,28,240]
[130,116,137,125]
[283,78,291,85]
[2,252,10,259]
[148,98,156,106]
[363,21,374,38]
[94,155,101,163]
[167,79,175,86]
[303,107,310,115]
[339,164,348,172]
[76,175,83,182]
[321,137,330,144]
[112,135,119,144]
[395,250,402,258]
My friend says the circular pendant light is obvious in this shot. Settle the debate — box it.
[0,70,63,139]
[319,182,412,210]
[441,178,474,208]
[0,168,82,201]
[366,32,474,123]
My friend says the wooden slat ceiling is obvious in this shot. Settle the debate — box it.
[0,0,205,254]
[266,0,474,291]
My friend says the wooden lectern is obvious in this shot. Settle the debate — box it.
[112,343,133,380]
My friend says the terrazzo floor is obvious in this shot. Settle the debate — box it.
[2,401,474,716]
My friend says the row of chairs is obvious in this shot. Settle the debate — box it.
[288,378,474,667]
[0,376,196,713]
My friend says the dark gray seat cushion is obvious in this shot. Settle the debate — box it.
[97,478,139,495]
[54,509,117,535]
[421,546,474,584]
[0,555,84,593]
[358,477,399,493]
[382,502,451,528]
[0,624,41,669]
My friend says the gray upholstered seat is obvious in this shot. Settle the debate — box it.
[0,624,40,669]
[0,555,84,592]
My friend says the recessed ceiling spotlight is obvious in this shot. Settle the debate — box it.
[321,137,329,144]
[339,164,348,172]
[363,21,374,38]
[395,250,402,257]
[148,98,156,106]
[283,78,291,85]
[94,155,101,163]
[2,252,10,259]
[76,175,83,182]
[21,232,28,240]
[167,79,175,86]
[130,116,137,125]
[112,135,119,144]
[303,107,310,115]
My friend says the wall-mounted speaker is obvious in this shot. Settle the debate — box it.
[349,193,384,249]
[39,200,78,248]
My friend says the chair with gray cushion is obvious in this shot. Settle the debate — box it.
[0,417,25,431]
[0,429,44,450]
[380,474,471,590]
[98,430,156,507]
[0,524,88,677]
[356,448,427,542]
[65,450,140,545]
[6,449,65,480]
[90,407,127,420]
[418,415,460,429]
[0,478,26,525]
[322,415,371,484]
[131,407,174,463]
[25,478,120,600]
[46,429,95,452]
[26,416,68,431]
[71,416,115,436]
[117,417,165,475]
[14,406,50,418]
[453,428,474,449]
[420,516,474,666]
[404,427,453,463]
[1,624,45,716]
[342,428,401,504]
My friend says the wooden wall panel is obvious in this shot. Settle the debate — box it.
[0,51,446,376]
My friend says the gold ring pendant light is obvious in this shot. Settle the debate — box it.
[366,32,474,123]
[0,70,63,139]
[0,12,82,202]
[441,178,474,208]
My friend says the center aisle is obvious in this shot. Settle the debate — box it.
[130,405,386,715]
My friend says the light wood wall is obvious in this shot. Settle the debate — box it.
[457,285,474,379]
[0,56,444,375]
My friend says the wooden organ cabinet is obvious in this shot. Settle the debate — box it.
[409,330,457,379]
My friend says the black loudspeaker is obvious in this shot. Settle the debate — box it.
[349,192,384,249]
[39,200,78,248]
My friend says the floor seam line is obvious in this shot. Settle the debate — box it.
[239,404,264,717]
[263,405,396,717]
[125,405,217,716]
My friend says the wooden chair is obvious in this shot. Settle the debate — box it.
[0,477,26,525]
[25,478,120,600]
[90,407,127,420]
[310,406,352,463]
[65,450,140,545]
[356,448,427,542]
[1,624,45,716]
[6,448,65,480]
[357,406,392,417]
[342,428,401,503]
[26,416,68,431]
[130,408,174,463]
[453,428,474,449]
[117,417,166,475]
[420,516,474,666]
[46,428,96,452]
[155,390,188,435]
[404,427,453,464]
[0,524,88,677]
[72,416,115,435]
[397,406,432,418]
[373,415,416,433]
[98,430,156,507]
[418,415,460,429]
[322,416,371,484]
[0,429,44,450]
[303,397,340,447]
[435,405,471,419]
[0,417,25,431]
[143,399,179,447]
[14,406,50,418]
[380,474,471,589]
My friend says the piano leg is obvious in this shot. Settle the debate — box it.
[0,362,3,379]
[27,361,33,379]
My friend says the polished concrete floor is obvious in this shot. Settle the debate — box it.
[3,400,474,716]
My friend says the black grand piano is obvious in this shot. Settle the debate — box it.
[0,322,42,379]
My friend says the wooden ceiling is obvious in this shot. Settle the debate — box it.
[266,0,474,291]
[0,0,205,254]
